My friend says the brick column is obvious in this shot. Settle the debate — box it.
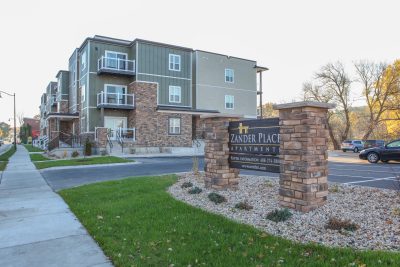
[203,116,240,190]
[95,127,108,148]
[273,101,335,212]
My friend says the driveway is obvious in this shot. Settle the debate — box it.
[41,153,400,191]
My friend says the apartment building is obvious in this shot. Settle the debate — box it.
[39,35,267,152]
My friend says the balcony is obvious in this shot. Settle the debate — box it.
[97,56,135,76]
[48,95,57,106]
[97,91,135,110]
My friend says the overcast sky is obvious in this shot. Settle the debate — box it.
[0,0,399,124]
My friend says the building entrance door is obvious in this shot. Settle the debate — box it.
[104,116,127,140]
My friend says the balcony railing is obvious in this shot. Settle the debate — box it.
[48,95,57,106]
[97,91,135,110]
[117,127,136,141]
[97,56,135,76]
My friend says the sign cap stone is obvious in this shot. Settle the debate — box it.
[273,101,336,110]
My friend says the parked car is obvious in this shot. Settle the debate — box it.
[363,139,385,149]
[0,139,3,146]
[341,140,364,153]
[359,139,400,163]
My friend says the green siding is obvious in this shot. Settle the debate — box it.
[137,74,191,106]
[88,41,135,73]
[137,42,192,106]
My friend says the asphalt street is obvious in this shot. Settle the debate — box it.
[41,152,400,191]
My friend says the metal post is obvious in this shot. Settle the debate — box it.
[13,93,16,150]
[259,72,263,119]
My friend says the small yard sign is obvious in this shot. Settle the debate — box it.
[228,118,280,173]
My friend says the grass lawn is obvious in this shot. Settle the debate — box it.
[29,153,51,162]
[23,144,44,152]
[34,156,132,169]
[60,175,400,267]
[0,146,16,171]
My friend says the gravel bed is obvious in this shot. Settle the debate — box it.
[168,173,400,251]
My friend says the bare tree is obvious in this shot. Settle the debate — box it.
[354,60,400,140]
[303,62,352,149]
[303,82,341,149]
[17,112,24,127]
[315,62,352,142]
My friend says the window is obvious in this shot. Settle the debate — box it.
[81,84,85,103]
[225,95,234,109]
[387,140,400,148]
[105,84,127,104]
[169,54,181,71]
[81,51,87,70]
[225,69,234,83]
[169,86,181,103]
[169,118,181,135]
[105,51,127,70]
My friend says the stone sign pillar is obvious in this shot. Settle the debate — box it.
[203,116,240,190]
[273,101,335,212]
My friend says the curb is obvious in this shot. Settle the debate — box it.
[39,161,141,171]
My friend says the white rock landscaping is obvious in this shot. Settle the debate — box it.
[168,173,400,251]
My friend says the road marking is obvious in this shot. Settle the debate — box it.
[343,176,397,184]
[329,174,390,179]
[330,168,400,174]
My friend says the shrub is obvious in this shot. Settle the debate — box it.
[62,151,68,158]
[84,138,92,156]
[266,208,293,223]
[330,184,339,193]
[264,181,274,187]
[100,149,108,156]
[188,187,202,194]
[181,182,193,188]
[325,218,360,232]
[392,207,400,216]
[208,192,227,204]
[71,151,79,158]
[235,201,253,210]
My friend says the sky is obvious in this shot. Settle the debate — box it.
[0,0,399,125]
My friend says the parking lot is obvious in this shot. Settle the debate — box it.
[40,151,400,191]
[327,151,400,189]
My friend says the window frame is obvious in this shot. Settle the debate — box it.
[81,51,87,70]
[168,117,181,135]
[225,95,234,109]
[168,85,182,103]
[225,68,234,83]
[169,54,181,71]
[81,84,86,103]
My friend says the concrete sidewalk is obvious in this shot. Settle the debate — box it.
[0,145,112,267]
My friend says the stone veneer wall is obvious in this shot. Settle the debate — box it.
[47,118,57,140]
[274,102,335,212]
[58,101,69,113]
[203,117,240,189]
[95,127,108,149]
[128,81,192,147]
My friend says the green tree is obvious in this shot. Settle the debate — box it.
[0,122,10,138]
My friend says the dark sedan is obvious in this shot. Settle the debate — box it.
[359,139,400,163]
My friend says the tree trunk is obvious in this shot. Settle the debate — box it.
[362,123,375,140]
[341,109,351,141]
[327,120,340,150]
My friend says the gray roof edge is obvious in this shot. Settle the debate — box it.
[273,101,336,110]
[195,50,257,63]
